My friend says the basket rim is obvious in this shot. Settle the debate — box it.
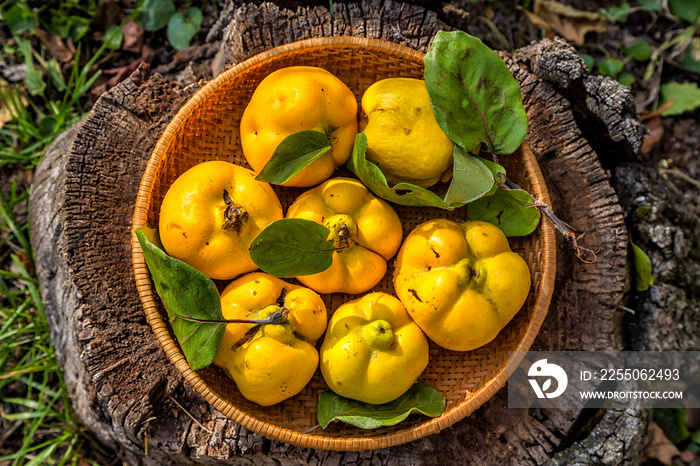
[130,36,557,451]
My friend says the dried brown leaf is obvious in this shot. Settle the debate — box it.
[95,0,123,31]
[104,58,145,87]
[524,10,555,40]
[90,58,145,102]
[678,450,698,463]
[645,423,681,465]
[640,99,675,120]
[0,104,11,129]
[66,37,77,57]
[531,0,607,46]
[88,75,110,103]
[35,29,73,63]
[14,251,34,277]
[641,117,664,154]
[122,19,144,54]
[0,85,29,129]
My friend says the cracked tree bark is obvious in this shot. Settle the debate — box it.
[30,2,657,465]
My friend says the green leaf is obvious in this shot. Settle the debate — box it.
[618,72,636,88]
[638,0,661,11]
[38,115,59,134]
[597,58,624,77]
[187,7,203,29]
[479,156,507,196]
[669,0,700,23]
[135,227,225,371]
[49,15,70,38]
[479,156,507,180]
[141,0,176,31]
[47,16,70,39]
[659,82,700,116]
[600,2,631,23]
[579,53,594,72]
[46,58,66,91]
[347,133,453,209]
[256,130,331,185]
[166,8,202,51]
[47,15,90,41]
[349,134,501,209]
[4,4,36,34]
[17,39,45,97]
[467,187,540,237]
[631,242,654,292]
[443,145,496,207]
[622,39,651,61]
[317,381,446,429]
[424,30,528,156]
[249,219,336,278]
[69,18,91,42]
[684,38,700,74]
[691,427,700,444]
[104,25,123,50]
[653,408,690,444]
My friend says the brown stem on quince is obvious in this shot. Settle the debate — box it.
[161,302,290,353]
[336,224,351,249]
[167,307,288,326]
[222,189,249,232]
[276,287,288,308]
[230,325,262,351]
[325,214,356,250]
[502,178,598,263]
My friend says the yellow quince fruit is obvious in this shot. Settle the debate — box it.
[240,66,358,187]
[214,272,327,406]
[320,292,429,404]
[285,177,403,294]
[393,219,531,351]
[360,78,454,188]
[158,161,283,280]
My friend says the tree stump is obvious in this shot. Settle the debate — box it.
[31,2,662,464]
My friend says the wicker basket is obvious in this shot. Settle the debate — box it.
[131,36,556,451]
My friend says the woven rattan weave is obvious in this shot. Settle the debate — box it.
[131,36,556,451]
